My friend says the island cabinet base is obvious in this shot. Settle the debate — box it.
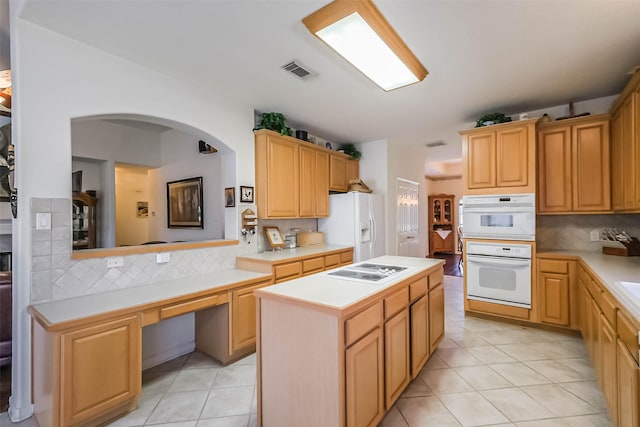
[255,259,445,427]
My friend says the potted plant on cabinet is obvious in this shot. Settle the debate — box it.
[255,112,292,136]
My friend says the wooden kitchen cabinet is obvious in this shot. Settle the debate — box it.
[329,153,360,192]
[384,308,410,409]
[537,114,611,213]
[460,119,537,195]
[345,327,385,427]
[610,68,640,212]
[410,294,429,378]
[428,194,455,256]
[537,258,578,329]
[429,283,445,354]
[230,282,267,354]
[600,313,617,426]
[299,146,330,217]
[617,309,640,427]
[72,191,98,250]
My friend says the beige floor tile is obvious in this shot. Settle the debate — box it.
[423,352,449,370]
[200,386,254,419]
[520,384,600,417]
[515,419,570,427]
[435,347,484,367]
[454,365,514,390]
[379,406,409,427]
[448,332,490,348]
[488,363,551,386]
[554,358,596,381]
[438,391,509,426]
[481,388,554,422]
[212,364,256,388]
[232,353,256,366]
[146,390,209,424]
[466,346,516,364]
[495,343,550,361]
[168,368,219,392]
[438,336,462,349]
[529,342,585,359]
[148,422,197,427]
[0,414,39,427]
[184,351,224,369]
[106,393,162,426]
[558,382,608,412]
[480,329,545,345]
[524,360,589,383]
[396,396,462,427]
[419,368,474,394]
[196,415,250,427]
[401,377,434,397]
[142,371,179,396]
[562,413,613,427]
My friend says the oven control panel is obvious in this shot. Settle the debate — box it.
[466,241,532,259]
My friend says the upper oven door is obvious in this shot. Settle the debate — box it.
[463,206,535,240]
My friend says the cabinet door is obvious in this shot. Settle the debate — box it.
[410,295,429,378]
[634,88,640,208]
[346,159,360,184]
[299,145,316,217]
[266,137,299,217]
[578,275,590,341]
[429,284,445,354]
[61,316,141,426]
[611,110,625,210]
[538,272,570,327]
[329,154,347,192]
[537,127,572,212]
[496,126,528,188]
[617,339,639,427]
[316,151,330,217]
[466,132,496,189]
[621,96,636,210]
[345,327,384,427]
[572,120,611,211]
[231,282,266,353]
[600,315,617,426]
[590,299,602,380]
[384,308,410,409]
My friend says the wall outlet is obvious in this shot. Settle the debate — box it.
[107,257,124,268]
[590,230,601,242]
[156,253,170,264]
[35,212,51,230]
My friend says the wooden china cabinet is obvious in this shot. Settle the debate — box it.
[72,192,97,250]
[428,194,455,256]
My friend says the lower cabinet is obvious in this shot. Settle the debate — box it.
[617,339,639,427]
[410,294,429,378]
[384,308,410,409]
[230,282,267,353]
[429,283,445,354]
[345,327,385,427]
[600,313,617,426]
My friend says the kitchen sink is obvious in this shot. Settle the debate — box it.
[617,281,640,299]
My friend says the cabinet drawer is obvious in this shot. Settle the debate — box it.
[160,295,218,320]
[274,261,302,282]
[617,310,640,364]
[384,287,409,319]
[324,254,341,270]
[538,259,569,274]
[600,289,617,327]
[345,302,383,347]
[428,268,444,290]
[303,257,324,275]
[340,250,353,265]
[409,275,427,302]
[589,278,603,307]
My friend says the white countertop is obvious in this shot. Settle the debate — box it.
[255,255,444,312]
[236,244,352,262]
[30,269,272,327]
[538,250,640,320]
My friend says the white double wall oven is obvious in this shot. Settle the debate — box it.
[462,194,535,309]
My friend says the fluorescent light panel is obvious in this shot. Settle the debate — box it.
[303,1,427,91]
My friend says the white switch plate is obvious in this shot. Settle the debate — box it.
[107,257,124,268]
[36,212,51,230]
[156,253,170,264]
[590,230,600,241]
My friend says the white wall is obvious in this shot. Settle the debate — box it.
[10,19,256,421]
[427,177,464,253]
[115,166,150,246]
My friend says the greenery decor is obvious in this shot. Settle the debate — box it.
[475,112,512,128]
[255,112,292,136]
[340,143,361,160]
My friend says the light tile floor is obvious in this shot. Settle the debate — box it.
[1,275,612,427]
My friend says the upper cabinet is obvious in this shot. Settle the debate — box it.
[460,119,537,195]
[255,130,357,219]
[537,114,611,214]
[610,69,640,213]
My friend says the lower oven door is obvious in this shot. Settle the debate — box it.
[466,254,531,308]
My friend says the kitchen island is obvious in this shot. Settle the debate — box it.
[255,255,445,427]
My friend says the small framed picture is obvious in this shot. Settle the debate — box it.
[137,201,148,218]
[72,170,82,193]
[225,187,235,207]
[264,226,285,248]
[240,186,254,203]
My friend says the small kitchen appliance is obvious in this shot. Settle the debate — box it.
[462,193,535,241]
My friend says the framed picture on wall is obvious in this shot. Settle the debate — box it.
[167,177,203,228]
[72,170,82,193]
[240,186,254,203]
[137,201,148,218]
[225,187,235,207]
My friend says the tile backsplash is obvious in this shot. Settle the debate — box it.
[31,198,257,303]
[536,214,640,252]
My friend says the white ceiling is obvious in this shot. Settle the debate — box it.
[15,0,640,172]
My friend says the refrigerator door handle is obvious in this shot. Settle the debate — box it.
[370,216,376,249]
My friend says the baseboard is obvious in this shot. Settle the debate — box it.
[8,396,33,422]
[142,341,196,370]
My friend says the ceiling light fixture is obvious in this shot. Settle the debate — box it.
[302,0,427,91]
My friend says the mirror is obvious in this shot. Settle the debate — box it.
[71,114,234,253]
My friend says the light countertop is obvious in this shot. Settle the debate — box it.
[255,255,444,313]
[236,244,352,263]
[538,250,640,320]
[30,269,272,327]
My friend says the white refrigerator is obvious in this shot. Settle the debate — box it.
[318,192,385,262]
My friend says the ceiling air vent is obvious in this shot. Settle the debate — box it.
[425,141,446,148]
[281,60,314,79]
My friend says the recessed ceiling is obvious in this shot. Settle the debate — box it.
[18,0,640,169]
